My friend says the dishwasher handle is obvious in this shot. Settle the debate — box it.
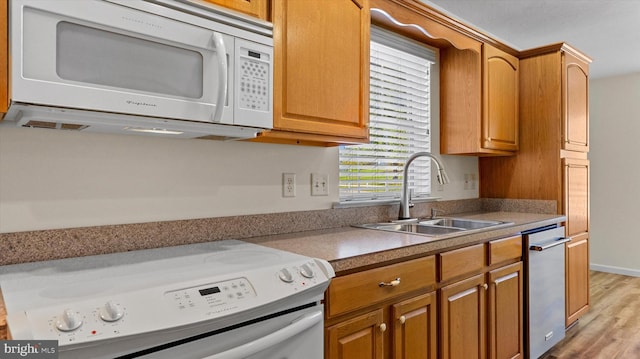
[203,310,323,359]
[529,237,571,251]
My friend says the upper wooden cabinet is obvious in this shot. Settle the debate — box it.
[254,0,370,146]
[441,44,518,156]
[483,45,519,152]
[1,0,8,117]
[563,52,590,152]
[201,0,270,20]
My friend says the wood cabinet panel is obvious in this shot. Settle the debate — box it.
[566,233,589,326]
[488,262,523,359]
[262,0,369,144]
[391,292,437,359]
[488,235,522,266]
[440,274,486,359]
[480,44,591,326]
[201,0,269,20]
[1,0,7,116]
[439,243,485,282]
[440,48,483,154]
[327,256,436,318]
[483,44,519,152]
[564,158,589,237]
[327,309,384,359]
[440,44,518,156]
[563,52,590,152]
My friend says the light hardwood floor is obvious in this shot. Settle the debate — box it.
[541,271,640,358]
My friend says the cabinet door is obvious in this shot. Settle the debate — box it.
[564,158,589,237]
[391,292,437,359]
[201,0,269,20]
[566,233,590,326]
[488,262,523,359]
[271,0,369,140]
[563,52,589,152]
[482,44,519,152]
[327,309,384,359]
[440,274,486,359]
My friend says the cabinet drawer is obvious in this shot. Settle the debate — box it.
[327,256,436,318]
[439,244,485,281]
[488,235,522,265]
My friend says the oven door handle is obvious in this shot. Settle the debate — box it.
[203,310,323,359]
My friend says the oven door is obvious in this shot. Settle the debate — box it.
[11,0,233,124]
[107,306,324,359]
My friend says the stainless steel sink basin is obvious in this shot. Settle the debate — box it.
[418,218,506,230]
[355,217,513,237]
[357,223,465,236]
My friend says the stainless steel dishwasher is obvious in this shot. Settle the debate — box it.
[524,225,571,359]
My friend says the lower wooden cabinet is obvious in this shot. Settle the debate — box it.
[566,233,590,326]
[440,274,487,359]
[439,262,524,359]
[325,235,525,359]
[391,292,438,359]
[325,256,437,359]
[488,262,524,359]
[327,309,384,359]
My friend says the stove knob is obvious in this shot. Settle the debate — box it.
[100,301,124,322]
[55,309,83,332]
[299,264,315,279]
[278,268,294,283]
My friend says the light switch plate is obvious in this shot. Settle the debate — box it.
[311,173,329,196]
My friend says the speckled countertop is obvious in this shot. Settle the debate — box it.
[246,211,565,274]
[0,199,560,338]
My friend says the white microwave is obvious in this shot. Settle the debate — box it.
[4,0,273,139]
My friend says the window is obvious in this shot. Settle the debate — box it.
[339,27,436,202]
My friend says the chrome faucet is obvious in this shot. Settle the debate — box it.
[399,152,450,220]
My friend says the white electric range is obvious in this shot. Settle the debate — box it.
[0,239,334,358]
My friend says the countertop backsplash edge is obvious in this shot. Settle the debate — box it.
[0,198,557,266]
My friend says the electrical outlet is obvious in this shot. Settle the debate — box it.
[283,173,296,197]
[311,173,329,196]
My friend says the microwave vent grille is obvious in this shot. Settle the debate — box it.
[22,120,88,131]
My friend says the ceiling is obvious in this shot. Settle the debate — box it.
[421,0,640,79]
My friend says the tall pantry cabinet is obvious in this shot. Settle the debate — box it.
[479,43,591,327]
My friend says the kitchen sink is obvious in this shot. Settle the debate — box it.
[418,218,506,230]
[355,217,513,237]
[356,223,465,236]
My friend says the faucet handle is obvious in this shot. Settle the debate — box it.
[430,208,443,219]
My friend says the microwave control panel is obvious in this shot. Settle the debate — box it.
[238,47,270,112]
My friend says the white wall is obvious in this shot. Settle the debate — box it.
[0,126,478,233]
[589,72,640,276]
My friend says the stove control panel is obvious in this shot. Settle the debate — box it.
[165,277,257,313]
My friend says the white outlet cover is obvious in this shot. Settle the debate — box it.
[283,173,296,197]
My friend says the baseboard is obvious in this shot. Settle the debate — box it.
[590,263,640,277]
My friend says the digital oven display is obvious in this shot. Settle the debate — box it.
[198,287,221,296]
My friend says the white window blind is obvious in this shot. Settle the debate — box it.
[339,27,436,202]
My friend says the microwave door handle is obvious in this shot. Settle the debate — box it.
[212,32,228,123]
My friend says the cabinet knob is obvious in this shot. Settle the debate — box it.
[399,315,406,324]
[379,323,387,333]
[378,278,401,287]
[482,283,488,290]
